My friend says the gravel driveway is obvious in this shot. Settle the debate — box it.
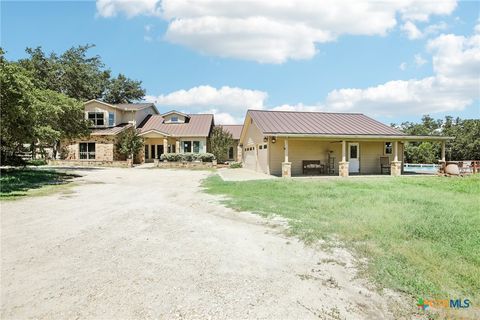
[1,168,403,319]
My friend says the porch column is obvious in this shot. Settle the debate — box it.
[281,137,291,178]
[163,138,168,155]
[339,140,349,177]
[441,141,446,162]
[390,140,402,176]
[175,140,180,154]
[438,140,447,174]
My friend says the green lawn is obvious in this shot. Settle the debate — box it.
[202,175,480,301]
[0,168,79,199]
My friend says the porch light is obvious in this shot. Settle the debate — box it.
[263,137,268,142]
[271,137,276,144]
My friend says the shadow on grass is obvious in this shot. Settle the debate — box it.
[0,168,81,199]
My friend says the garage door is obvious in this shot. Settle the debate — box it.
[243,146,256,171]
[258,144,268,173]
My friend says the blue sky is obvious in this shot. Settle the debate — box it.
[2,0,479,124]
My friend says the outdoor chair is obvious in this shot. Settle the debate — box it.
[380,156,390,174]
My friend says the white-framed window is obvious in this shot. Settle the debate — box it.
[193,141,200,153]
[171,116,179,122]
[108,112,115,126]
[385,142,393,155]
[183,141,192,153]
[88,112,104,126]
[79,142,95,160]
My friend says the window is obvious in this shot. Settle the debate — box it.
[183,141,192,153]
[385,142,393,155]
[151,145,156,159]
[350,145,358,159]
[145,145,149,159]
[79,143,95,160]
[259,145,263,150]
[229,147,234,159]
[263,144,267,149]
[88,112,104,126]
[193,141,200,153]
[108,112,115,126]
[168,144,176,153]
[171,116,178,122]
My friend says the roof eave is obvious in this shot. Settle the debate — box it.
[267,133,453,141]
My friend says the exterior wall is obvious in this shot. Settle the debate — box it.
[358,141,404,174]
[268,139,404,176]
[227,140,239,161]
[134,106,157,126]
[84,101,123,128]
[163,113,187,123]
[269,138,339,176]
[61,135,118,162]
[241,117,268,173]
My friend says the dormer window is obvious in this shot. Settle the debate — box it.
[171,116,178,122]
[88,112,104,126]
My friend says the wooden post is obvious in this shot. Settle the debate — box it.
[284,138,289,163]
[341,140,346,162]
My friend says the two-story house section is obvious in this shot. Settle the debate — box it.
[60,100,214,164]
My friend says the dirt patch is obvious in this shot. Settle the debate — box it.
[1,168,408,319]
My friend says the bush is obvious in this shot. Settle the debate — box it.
[160,152,216,162]
[27,159,47,166]
[229,162,242,168]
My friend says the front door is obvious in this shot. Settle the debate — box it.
[349,143,360,173]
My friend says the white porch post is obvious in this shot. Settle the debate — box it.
[391,140,402,176]
[163,138,168,155]
[281,137,291,178]
[175,140,180,154]
[441,141,446,162]
[339,140,349,177]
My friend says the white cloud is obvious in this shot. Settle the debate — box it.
[144,85,268,123]
[414,54,427,66]
[323,27,480,116]
[96,0,457,63]
[402,21,423,39]
[96,0,162,18]
[399,62,407,71]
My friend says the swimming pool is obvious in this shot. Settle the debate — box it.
[403,163,439,173]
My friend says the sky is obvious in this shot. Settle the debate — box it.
[2,0,479,124]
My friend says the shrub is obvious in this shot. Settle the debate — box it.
[229,162,242,168]
[160,152,216,162]
[27,159,47,166]
[160,153,181,162]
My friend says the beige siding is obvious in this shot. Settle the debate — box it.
[269,138,340,176]
[134,106,157,125]
[241,116,268,173]
[359,141,404,174]
[84,101,123,128]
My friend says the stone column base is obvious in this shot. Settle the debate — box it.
[282,162,291,178]
[127,158,134,168]
[390,160,402,176]
[438,160,446,174]
[339,161,349,177]
[153,159,159,166]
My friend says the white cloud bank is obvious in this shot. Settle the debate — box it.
[97,0,457,63]
[324,25,480,116]
[145,25,479,122]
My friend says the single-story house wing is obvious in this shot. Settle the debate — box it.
[239,110,451,177]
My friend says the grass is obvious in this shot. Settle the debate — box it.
[202,174,480,301]
[0,168,79,199]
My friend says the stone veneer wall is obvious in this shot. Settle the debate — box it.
[62,135,116,161]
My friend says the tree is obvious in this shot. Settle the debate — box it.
[19,45,145,103]
[103,74,146,104]
[115,128,144,162]
[210,127,233,162]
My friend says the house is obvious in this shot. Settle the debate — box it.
[217,125,243,162]
[239,110,450,177]
[61,100,214,164]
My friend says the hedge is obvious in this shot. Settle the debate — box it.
[160,152,215,162]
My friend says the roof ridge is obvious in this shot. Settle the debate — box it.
[248,109,364,115]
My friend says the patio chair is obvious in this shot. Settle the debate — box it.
[380,156,390,174]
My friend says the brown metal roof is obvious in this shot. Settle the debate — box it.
[247,110,405,136]
[114,103,155,111]
[90,123,133,136]
[217,125,243,140]
[138,114,213,137]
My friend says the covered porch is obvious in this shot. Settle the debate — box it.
[272,135,450,178]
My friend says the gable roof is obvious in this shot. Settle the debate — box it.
[138,114,213,137]
[84,99,159,113]
[246,110,404,136]
[217,125,243,140]
[161,110,190,118]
